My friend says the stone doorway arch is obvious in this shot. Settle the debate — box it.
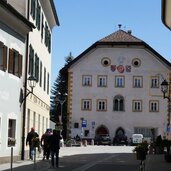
[115,127,125,137]
[95,125,109,135]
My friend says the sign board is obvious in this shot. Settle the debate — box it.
[162,0,171,30]
[166,125,170,133]
[82,120,87,128]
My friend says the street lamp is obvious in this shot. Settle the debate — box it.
[21,75,36,160]
[161,79,171,128]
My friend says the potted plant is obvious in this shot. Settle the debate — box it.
[133,141,149,160]
[162,139,171,163]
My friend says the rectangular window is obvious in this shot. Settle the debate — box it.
[42,116,45,133]
[35,54,39,82]
[39,61,42,87]
[44,67,46,91]
[132,100,142,112]
[27,109,30,134]
[133,76,143,88]
[151,76,159,88]
[82,99,92,110]
[8,49,22,77]
[36,0,41,30]
[0,42,7,71]
[29,45,34,76]
[149,100,159,112]
[41,14,44,40]
[33,112,36,128]
[115,76,125,87]
[47,72,49,94]
[8,119,16,146]
[38,114,40,135]
[97,99,107,111]
[74,123,79,128]
[97,75,107,87]
[82,75,92,86]
[31,0,36,20]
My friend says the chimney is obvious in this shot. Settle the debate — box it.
[127,30,132,34]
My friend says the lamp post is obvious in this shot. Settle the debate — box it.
[161,79,171,136]
[21,75,36,160]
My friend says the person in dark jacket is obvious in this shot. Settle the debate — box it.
[41,129,52,160]
[26,128,39,160]
[49,129,62,168]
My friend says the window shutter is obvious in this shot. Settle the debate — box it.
[18,54,22,77]
[3,45,7,71]
[8,49,14,74]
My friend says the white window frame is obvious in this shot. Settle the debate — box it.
[151,76,159,88]
[82,99,92,110]
[132,100,142,112]
[133,76,143,88]
[82,75,92,86]
[97,75,107,87]
[97,99,107,111]
[149,100,159,112]
[115,76,125,88]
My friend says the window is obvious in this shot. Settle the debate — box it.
[97,75,107,87]
[149,100,159,112]
[0,42,7,71]
[31,0,36,20]
[44,67,46,91]
[133,76,143,88]
[115,76,125,87]
[29,45,34,76]
[33,112,36,128]
[82,75,92,86]
[39,61,42,87]
[47,72,49,94]
[36,0,41,30]
[132,100,142,112]
[134,127,154,137]
[44,22,51,53]
[97,99,107,111]
[113,95,124,111]
[82,99,92,110]
[35,54,39,82]
[8,49,22,77]
[74,123,79,128]
[151,76,159,88]
[41,14,44,39]
[8,119,16,146]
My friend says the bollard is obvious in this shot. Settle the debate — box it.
[10,147,13,171]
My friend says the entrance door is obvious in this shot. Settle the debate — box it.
[96,125,108,135]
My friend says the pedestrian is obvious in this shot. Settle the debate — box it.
[41,128,52,160]
[49,129,62,168]
[26,127,39,160]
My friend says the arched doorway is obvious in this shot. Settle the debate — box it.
[95,125,109,135]
[115,127,125,137]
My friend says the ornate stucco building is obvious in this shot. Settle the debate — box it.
[64,29,171,142]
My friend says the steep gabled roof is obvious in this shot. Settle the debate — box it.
[60,29,171,73]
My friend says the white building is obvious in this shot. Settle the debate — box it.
[0,0,34,163]
[0,0,59,162]
[64,29,171,142]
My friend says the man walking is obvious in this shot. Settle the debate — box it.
[49,129,62,168]
[26,128,39,160]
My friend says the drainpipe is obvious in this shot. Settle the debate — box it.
[21,0,30,160]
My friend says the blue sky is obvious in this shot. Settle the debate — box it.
[51,0,171,85]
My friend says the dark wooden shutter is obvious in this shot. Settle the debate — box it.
[3,45,7,71]
[18,54,22,77]
[8,49,14,74]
